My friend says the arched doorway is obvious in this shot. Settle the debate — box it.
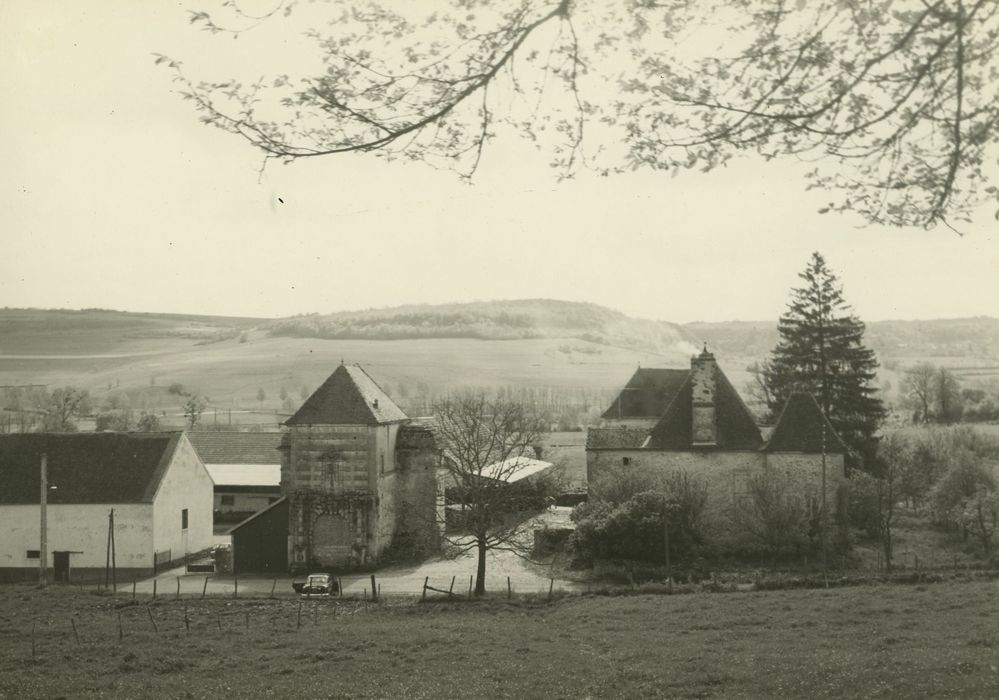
[311,514,352,567]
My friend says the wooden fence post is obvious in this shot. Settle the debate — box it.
[270,579,277,598]
[297,601,302,629]
[152,579,157,601]
[176,576,181,600]
[202,576,209,599]
[234,575,238,599]
[422,576,429,601]
[507,576,511,600]
[467,575,473,599]
[71,617,80,645]
[131,581,136,601]
[449,576,456,596]
[370,574,377,602]
[184,605,190,634]
[548,579,554,602]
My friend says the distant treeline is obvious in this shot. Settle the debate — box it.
[268,311,547,341]
[263,301,694,356]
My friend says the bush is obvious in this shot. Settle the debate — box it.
[571,486,706,566]
[848,471,883,539]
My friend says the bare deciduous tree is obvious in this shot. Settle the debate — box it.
[183,394,209,430]
[162,0,999,228]
[900,363,938,423]
[874,431,911,571]
[40,387,91,432]
[433,393,554,596]
[736,472,810,568]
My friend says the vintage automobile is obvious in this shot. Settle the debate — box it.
[292,573,338,597]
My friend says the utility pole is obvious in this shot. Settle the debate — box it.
[39,453,48,587]
[110,508,117,593]
[664,506,671,582]
[821,415,828,585]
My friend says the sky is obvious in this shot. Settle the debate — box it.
[2,1,997,324]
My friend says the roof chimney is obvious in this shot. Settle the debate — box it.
[691,345,717,446]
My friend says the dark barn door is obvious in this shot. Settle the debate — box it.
[53,551,71,582]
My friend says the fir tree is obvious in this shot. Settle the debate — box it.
[763,253,886,466]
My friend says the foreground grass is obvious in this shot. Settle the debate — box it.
[1,581,996,699]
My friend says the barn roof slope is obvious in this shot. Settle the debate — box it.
[765,393,848,453]
[187,431,284,465]
[0,432,182,504]
[285,364,408,426]
[645,370,763,450]
[601,368,690,420]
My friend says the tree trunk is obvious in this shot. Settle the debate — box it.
[475,538,487,597]
[882,526,893,572]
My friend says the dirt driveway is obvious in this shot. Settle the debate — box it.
[134,510,579,599]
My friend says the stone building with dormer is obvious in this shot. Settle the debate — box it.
[280,363,438,572]
[587,348,847,525]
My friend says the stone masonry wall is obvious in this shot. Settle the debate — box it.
[587,448,845,535]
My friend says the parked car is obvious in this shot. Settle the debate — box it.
[292,573,338,597]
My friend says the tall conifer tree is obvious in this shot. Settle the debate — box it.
[764,253,885,466]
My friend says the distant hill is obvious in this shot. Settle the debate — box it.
[0,308,262,355]
[2,305,996,428]
[684,316,999,365]
[266,300,702,357]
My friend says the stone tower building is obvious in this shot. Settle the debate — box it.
[282,363,438,572]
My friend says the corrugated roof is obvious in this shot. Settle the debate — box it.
[645,368,763,450]
[586,427,651,450]
[285,364,408,426]
[187,431,284,465]
[0,432,181,504]
[204,463,281,487]
[479,457,552,483]
[765,393,848,453]
[601,368,690,420]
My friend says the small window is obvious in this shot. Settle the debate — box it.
[26,550,40,560]
[622,457,632,466]
[220,495,235,506]
[181,508,189,530]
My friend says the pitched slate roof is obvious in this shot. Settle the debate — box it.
[645,369,763,450]
[285,364,408,426]
[601,368,690,420]
[0,432,182,504]
[586,427,651,450]
[765,393,847,453]
[397,424,436,450]
[186,431,284,465]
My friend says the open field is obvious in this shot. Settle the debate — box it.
[0,326,668,424]
[4,308,998,426]
[1,580,996,698]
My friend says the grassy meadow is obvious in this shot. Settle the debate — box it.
[1,580,996,698]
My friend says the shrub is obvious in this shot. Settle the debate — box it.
[571,476,708,566]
